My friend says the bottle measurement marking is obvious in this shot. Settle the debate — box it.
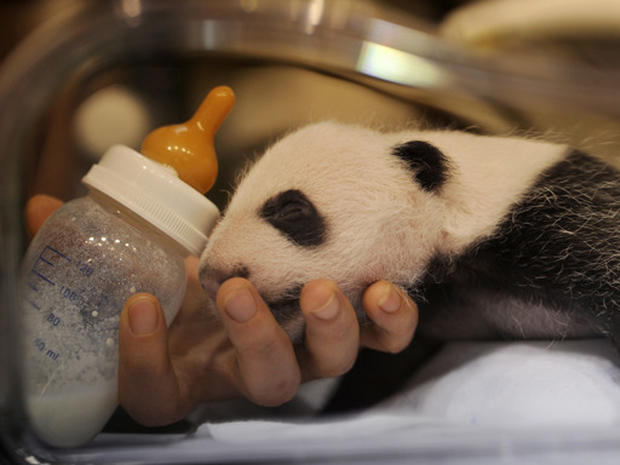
[60,285,82,304]
[37,254,59,267]
[27,245,71,291]
[31,269,55,286]
[26,245,97,319]
[47,312,61,327]
[75,260,95,277]
[33,337,60,361]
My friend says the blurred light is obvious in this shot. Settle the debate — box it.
[240,0,258,13]
[73,86,151,160]
[121,0,142,18]
[356,41,447,88]
[306,0,325,34]
[202,20,218,49]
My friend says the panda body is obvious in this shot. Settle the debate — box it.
[199,122,620,347]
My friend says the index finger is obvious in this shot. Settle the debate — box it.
[215,278,302,407]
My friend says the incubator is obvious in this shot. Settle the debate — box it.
[1,1,620,464]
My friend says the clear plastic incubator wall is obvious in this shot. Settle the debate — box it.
[1,1,620,464]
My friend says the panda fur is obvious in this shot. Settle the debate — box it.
[199,122,620,349]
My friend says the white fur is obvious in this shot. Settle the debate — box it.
[199,122,570,338]
[421,131,568,253]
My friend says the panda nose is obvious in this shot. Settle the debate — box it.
[199,265,250,303]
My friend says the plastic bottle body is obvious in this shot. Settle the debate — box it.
[20,194,187,447]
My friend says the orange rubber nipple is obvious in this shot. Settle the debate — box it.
[141,86,235,194]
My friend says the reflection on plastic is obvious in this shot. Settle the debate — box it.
[356,42,447,88]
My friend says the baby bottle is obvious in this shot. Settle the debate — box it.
[19,86,234,447]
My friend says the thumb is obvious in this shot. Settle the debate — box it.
[118,293,186,426]
[24,194,63,238]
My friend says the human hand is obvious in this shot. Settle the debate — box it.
[25,194,419,427]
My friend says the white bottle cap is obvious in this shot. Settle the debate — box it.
[82,145,219,257]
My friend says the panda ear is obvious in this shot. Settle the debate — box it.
[392,140,449,192]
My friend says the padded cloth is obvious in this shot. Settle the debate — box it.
[372,339,620,427]
[57,340,620,464]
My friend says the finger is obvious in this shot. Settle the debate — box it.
[360,281,418,353]
[118,293,189,426]
[177,255,213,318]
[298,279,359,380]
[24,194,63,237]
[216,278,301,406]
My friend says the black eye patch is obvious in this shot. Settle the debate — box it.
[392,140,449,192]
[260,189,327,247]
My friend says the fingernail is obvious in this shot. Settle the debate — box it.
[128,297,159,335]
[224,287,257,323]
[378,283,401,313]
[310,287,339,320]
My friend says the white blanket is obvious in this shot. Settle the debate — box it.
[56,339,620,464]
[371,339,620,428]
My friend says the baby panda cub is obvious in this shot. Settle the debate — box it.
[199,122,620,349]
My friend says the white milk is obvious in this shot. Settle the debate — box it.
[26,380,117,447]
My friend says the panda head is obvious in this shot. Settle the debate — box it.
[198,121,451,341]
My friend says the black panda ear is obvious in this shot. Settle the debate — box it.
[392,140,449,192]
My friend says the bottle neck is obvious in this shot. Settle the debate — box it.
[87,189,192,258]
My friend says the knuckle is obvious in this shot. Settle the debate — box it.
[128,410,169,428]
[238,336,271,355]
[383,339,408,354]
[249,375,300,407]
[120,398,183,428]
[378,331,413,354]
[316,355,356,378]
[239,334,286,361]
[236,322,285,354]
